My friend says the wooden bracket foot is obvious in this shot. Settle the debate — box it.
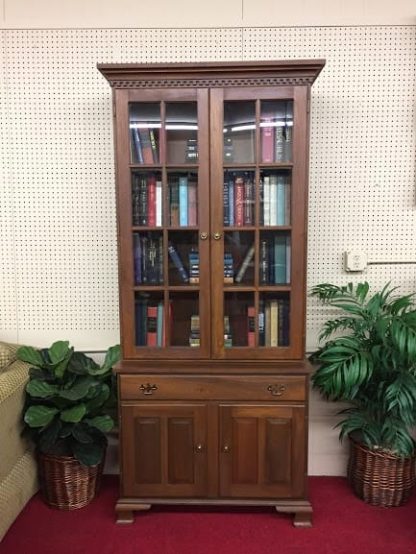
[275,501,313,528]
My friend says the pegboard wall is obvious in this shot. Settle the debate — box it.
[0,26,415,351]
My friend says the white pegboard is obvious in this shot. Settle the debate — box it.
[0,27,415,351]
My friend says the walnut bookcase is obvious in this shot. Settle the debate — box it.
[98,60,325,527]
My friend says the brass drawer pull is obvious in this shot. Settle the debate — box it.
[139,383,158,395]
[267,384,287,397]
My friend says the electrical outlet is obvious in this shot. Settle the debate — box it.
[343,250,367,272]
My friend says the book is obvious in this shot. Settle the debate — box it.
[247,306,255,347]
[275,124,285,163]
[224,252,234,284]
[188,179,198,226]
[224,316,232,348]
[244,178,254,225]
[269,175,278,226]
[189,248,200,284]
[223,180,230,226]
[259,239,269,284]
[149,130,159,163]
[270,300,279,347]
[235,244,255,283]
[168,243,189,283]
[146,305,158,346]
[186,138,198,162]
[179,176,188,226]
[139,129,154,164]
[258,301,265,346]
[263,175,270,226]
[156,302,164,347]
[135,294,148,346]
[131,128,144,164]
[139,176,148,226]
[228,178,234,226]
[156,179,162,227]
[170,178,179,226]
[234,176,245,226]
[283,117,293,162]
[189,314,200,347]
[133,233,142,285]
[276,175,286,226]
[274,235,287,284]
[147,174,156,227]
[132,176,141,226]
[261,116,275,163]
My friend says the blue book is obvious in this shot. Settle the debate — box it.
[179,177,188,226]
[274,235,287,284]
[157,302,164,347]
[223,180,229,226]
[133,234,142,284]
[228,179,234,225]
[168,243,189,283]
[131,128,143,164]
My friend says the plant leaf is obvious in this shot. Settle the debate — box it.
[17,346,44,367]
[58,376,96,401]
[85,415,114,433]
[24,405,59,428]
[26,379,58,399]
[72,441,105,467]
[60,404,87,423]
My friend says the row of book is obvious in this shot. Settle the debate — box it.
[135,300,165,347]
[131,126,159,164]
[261,115,293,163]
[261,175,291,226]
[260,235,291,285]
[133,234,164,285]
[259,298,290,347]
[223,174,255,227]
[169,175,198,227]
[132,173,162,227]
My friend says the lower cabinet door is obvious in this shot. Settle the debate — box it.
[219,404,306,498]
[121,403,208,498]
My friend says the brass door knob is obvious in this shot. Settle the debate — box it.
[213,232,222,240]
[222,445,230,453]
[200,232,208,240]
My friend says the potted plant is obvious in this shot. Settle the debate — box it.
[17,340,120,510]
[310,282,416,506]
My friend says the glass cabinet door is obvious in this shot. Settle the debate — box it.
[211,87,308,359]
[116,89,210,359]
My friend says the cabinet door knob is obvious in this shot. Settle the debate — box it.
[222,444,230,453]
[267,384,287,397]
[213,232,222,240]
[139,383,158,395]
[195,444,204,453]
[200,232,208,240]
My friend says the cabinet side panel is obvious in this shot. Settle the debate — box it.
[232,417,258,484]
[265,417,291,484]
[135,417,162,484]
[168,417,195,484]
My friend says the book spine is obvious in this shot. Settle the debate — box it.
[260,239,269,284]
[133,234,142,285]
[147,174,156,227]
[132,176,141,226]
[188,180,198,226]
[156,302,164,347]
[146,305,158,346]
[258,300,265,346]
[139,129,154,164]
[244,178,254,225]
[275,125,285,163]
[141,236,148,283]
[168,243,189,283]
[285,181,291,225]
[269,175,278,226]
[132,128,144,164]
[147,238,158,284]
[179,177,188,226]
[247,306,256,347]
[158,235,164,284]
[228,179,234,225]
[263,176,270,226]
[189,248,200,284]
[156,179,162,227]
[276,175,286,226]
[235,244,255,283]
[170,178,179,226]
[135,298,144,346]
[261,118,275,163]
[223,180,229,226]
[286,235,291,284]
[149,130,159,163]
[270,300,279,347]
[265,302,271,347]
[139,177,148,226]
[284,121,293,162]
[274,235,287,284]
[234,176,245,226]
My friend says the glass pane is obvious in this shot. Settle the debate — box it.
[223,101,255,163]
[135,292,164,347]
[224,292,255,347]
[132,171,163,227]
[166,103,198,164]
[168,231,198,285]
[168,171,198,227]
[129,103,160,164]
[259,293,290,347]
[223,170,255,227]
[260,100,293,163]
[169,292,199,347]
[260,170,291,226]
[259,231,291,285]
[133,231,164,285]
[224,231,255,286]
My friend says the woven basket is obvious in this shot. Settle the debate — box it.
[37,451,105,510]
[348,436,416,507]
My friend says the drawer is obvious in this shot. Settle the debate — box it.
[119,374,306,402]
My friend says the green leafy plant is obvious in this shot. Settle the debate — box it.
[18,341,120,466]
[310,282,416,457]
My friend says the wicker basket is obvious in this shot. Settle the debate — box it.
[348,436,416,507]
[37,451,105,510]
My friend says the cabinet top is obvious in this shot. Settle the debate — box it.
[97,59,325,89]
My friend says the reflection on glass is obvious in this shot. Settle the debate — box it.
[223,170,255,227]
[224,292,255,347]
[260,100,293,163]
[259,293,290,347]
[168,231,198,286]
[223,102,255,163]
[132,171,163,227]
[259,231,291,285]
[168,171,198,227]
[169,292,199,347]
[129,103,161,164]
[224,231,255,286]
[166,103,198,164]
[133,231,164,286]
[135,291,164,347]
[260,170,291,226]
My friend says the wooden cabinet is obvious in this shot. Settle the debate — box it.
[98,60,325,527]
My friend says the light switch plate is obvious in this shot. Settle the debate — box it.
[344,251,368,272]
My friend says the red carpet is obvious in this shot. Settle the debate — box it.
[1,476,416,554]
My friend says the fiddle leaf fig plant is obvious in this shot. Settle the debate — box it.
[310,282,416,457]
[18,341,120,466]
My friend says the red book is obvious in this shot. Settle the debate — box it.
[146,305,158,346]
[234,176,245,226]
[187,180,198,226]
[248,306,256,347]
[261,116,275,163]
[147,174,156,227]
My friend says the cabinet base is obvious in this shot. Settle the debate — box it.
[115,498,312,527]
